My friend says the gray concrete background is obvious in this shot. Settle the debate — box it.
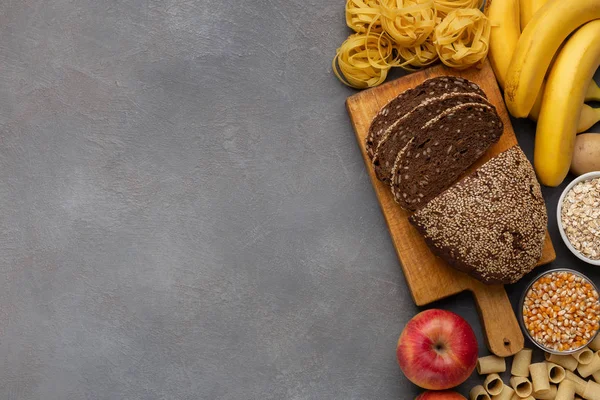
[0,0,599,399]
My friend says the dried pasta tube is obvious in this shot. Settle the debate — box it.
[530,362,551,393]
[511,348,533,377]
[566,370,587,396]
[583,380,600,400]
[556,379,576,400]
[490,384,513,400]
[469,385,491,400]
[477,355,506,375]
[533,384,557,399]
[589,335,600,352]
[574,347,595,365]
[484,374,504,395]
[546,352,579,371]
[509,376,532,397]
[592,369,600,382]
[547,362,566,384]
[578,353,600,378]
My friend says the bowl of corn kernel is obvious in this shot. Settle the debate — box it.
[520,268,600,354]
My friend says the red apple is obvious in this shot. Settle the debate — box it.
[415,391,467,400]
[397,309,477,390]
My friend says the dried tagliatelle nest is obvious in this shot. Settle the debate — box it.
[332,31,401,89]
[379,0,436,47]
[433,0,483,18]
[333,0,490,88]
[434,8,490,70]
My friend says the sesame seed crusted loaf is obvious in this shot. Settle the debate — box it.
[372,92,490,183]
[409,146,548,285]
[365,76,486,159]
[391,102,503,211]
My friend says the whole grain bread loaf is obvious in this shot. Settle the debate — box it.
[365,76,486,159]
[372,92,490,183]
[409,146,547,284]
[391,102,503,211]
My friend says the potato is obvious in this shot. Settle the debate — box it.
[571,133,600,176]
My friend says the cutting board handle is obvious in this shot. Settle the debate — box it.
[470,284,524,357]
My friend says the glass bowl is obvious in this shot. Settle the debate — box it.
[519,268,600,355]
[557,171,600,266]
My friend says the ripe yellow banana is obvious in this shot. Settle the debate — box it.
[519,0,549,29]
[534,19,600,187]
[578,105,600,132]
[504,0,600,118]
[486,0,520,90]
[529,81,600,133]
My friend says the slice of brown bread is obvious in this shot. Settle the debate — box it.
[408,146,547,284]
[372,92,490,183]
[365,76,486,159]
[391,102,503,211]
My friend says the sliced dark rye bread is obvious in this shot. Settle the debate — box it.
[409,146,547,284]
[365,76,486,159]
[391,102,503,211]
[372,92,490,183]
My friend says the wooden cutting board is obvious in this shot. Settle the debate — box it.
[346,60,556,357]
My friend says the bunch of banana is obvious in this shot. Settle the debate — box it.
[486,0,600,186]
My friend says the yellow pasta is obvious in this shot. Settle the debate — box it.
[566,370,587,396]
[512,348,533,377]
[491,384,513,400]
[469,385,491,400]
[592,369,600,383]
[433,8,490,70]
[477,355,506,375]
[530,362,551,393]
[396,37,439,70]
[332,32,399,88]
[583,380,600,400]
[574,347,595,365]
[484,374,504,396]
[547,352,579,371]
[509,376,532,397]
[589,335,600,352]
[380,0,437,47]
[533,384,557,399]
[556,379,576,400]
[434,0,483,18]
[547,362,566,384]
[578,353,600,378]
[346,0,383,33]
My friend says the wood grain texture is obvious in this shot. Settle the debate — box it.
[346,60,556,357]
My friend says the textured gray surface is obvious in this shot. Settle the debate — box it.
[0,1,599,399]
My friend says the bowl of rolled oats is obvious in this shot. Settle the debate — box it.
[520,268,600,354]
[558,171,600,266]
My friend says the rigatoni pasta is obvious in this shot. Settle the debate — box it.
[533,384,557,399]
[566,370,587,396]
[509,376,532,397]
[511,348,532,377]
[574,347,595,365]
[530,362,551,393]
[583,380,600,400]
[578,353,600,378]
[484,374,504,395]
[556,379,576,400]
[589,335,600,352]
[477,355,506,375]
[546,352,579,371]
[547,362,566,383]
[490,384,513,400]
[592,369,600,383]
[469,385,491,400]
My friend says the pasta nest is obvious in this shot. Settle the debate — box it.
[380,0,437,47]
[332,32,401,89]
[433,8,490,70]
[433,0,483,19]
